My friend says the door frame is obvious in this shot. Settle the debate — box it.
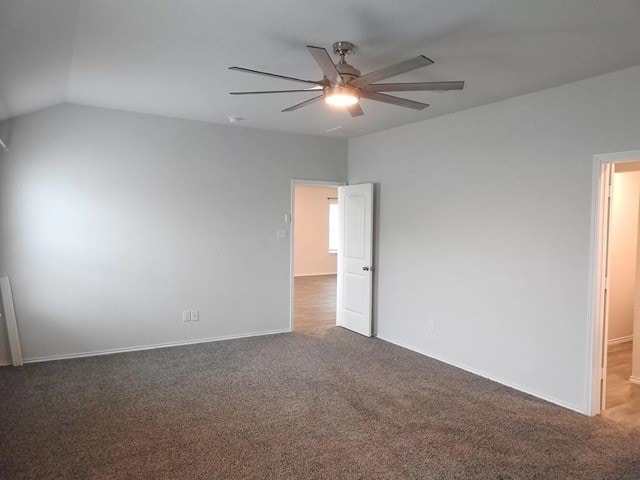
[289,179,346,332]
[588,149,640,415]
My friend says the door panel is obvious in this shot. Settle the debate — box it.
[337,183,373,337]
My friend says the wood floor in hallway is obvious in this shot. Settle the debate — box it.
[294,274,336,331]
[602,341,640,427]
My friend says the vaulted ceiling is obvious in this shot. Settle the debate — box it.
[1,0,640,138]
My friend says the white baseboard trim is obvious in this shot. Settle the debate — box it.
[630,376,640,386]
[608,335,633,345]
[23,328,291,364]
[294,272,337,277]
[378,334,586,415]
[0,360,12,367]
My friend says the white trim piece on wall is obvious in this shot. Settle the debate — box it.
[21,328,290,364]
[0,276,24,366]
[587,149,640,416]
[630,376,640,386]
[608,335,633,345]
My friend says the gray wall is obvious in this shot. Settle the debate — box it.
[0,104,347,361]
[348,65,640,413]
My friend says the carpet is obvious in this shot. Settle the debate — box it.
[1,327,639,479]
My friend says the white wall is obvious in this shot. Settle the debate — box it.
[0,104,347,361]
[607,164,640,342]
[294,186,337,276]
[348,64,640,413]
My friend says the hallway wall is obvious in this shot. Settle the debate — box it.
[294,186,338,277]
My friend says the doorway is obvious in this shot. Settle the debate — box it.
[290,181,342,332]
[590,151,640,426]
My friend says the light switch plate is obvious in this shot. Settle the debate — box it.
[182,311,191,322]
[191,309,199,322]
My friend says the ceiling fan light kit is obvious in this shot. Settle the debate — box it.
[324,85,359,106]
[229,41,464,117]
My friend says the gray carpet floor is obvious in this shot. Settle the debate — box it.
[1,327,640,479]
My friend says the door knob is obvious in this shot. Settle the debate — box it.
[362,266,374,271]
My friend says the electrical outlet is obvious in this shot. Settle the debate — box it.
[427,321,435,333]
[277,229,287,239]
[191,309,199,322]
[182,311,191,322]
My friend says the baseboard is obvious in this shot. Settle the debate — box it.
[609,335,633,345]
[22,328,291,364]
[0,360,12,367]
[630,376,640,386]
[294,272,337,277]
[378,334,586,415]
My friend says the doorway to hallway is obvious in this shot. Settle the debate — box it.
[291,183,339,331]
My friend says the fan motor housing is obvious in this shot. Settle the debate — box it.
[335,63,361,84]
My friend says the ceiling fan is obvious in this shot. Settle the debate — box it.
[229,41,464,117]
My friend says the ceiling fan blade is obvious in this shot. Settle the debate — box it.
[346,103,364,117]
[349,55,434,88]
[230,89,321,95]
[282,95,324,112]
[229,67,327,87]
[361,91,429,110]
[307,46,343,85]
[365,81,465,92]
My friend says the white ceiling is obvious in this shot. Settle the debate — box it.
[1,0,640,138]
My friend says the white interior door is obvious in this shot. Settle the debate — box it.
[337,183,374,337]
